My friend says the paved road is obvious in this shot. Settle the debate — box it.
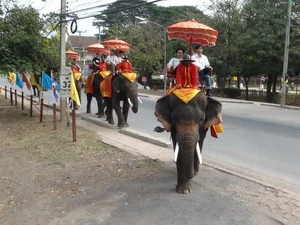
[1,78,300,188]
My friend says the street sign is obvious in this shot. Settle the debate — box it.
[60,74,71,91]
[63,67,71,74]
[60,89,70,98]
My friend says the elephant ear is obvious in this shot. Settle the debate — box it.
[204,97,223,129]
[154,95,172,132]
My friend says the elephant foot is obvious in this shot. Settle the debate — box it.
[176,181,192,194]
[86,109,91,114]
[125,123,129,127]
[98,113,105,118]
[108,120,114,125]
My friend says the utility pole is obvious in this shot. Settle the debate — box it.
[60,0,67,124]
[76,30,87,72]
[281,0,292,108]
[96,21,103,43]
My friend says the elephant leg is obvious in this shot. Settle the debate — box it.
[104,98,114,125]
[113,95,125,128]
[86,93,92,113]
[122,100,130,127]
[176,160,193,194]
[95,96,105,118]
[194,130,207,175]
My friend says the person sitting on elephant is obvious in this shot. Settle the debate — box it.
[92,53,100,72]
[116,56,133,73]
[191,44,212,96]
[99,54,109,72]
[175,54,199,89]
[106,50,119,74]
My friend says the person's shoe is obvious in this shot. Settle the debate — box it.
[206,89,212,97]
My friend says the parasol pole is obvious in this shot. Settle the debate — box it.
[163,29,167,95]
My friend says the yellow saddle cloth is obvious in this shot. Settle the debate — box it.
[100,71,110,79]
[122,72,137,82]
[172,88,200,104]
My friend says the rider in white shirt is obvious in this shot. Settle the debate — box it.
[167,48,184,75]
[191,44,212,96]
[105,50,119,74]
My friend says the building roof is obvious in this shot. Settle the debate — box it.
[68,35,99,48]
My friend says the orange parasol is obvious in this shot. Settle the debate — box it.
[86,43,109,54]
[66,50,79,59]
[102,38,130,52]
[167,19,218,46]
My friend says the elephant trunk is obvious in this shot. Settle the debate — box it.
[128,90,139,113]
[176,122,199,180]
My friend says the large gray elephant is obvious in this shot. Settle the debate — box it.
[154,90,222,194]
[103,72,140,127]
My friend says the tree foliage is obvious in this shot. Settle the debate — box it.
[0,4,60,73]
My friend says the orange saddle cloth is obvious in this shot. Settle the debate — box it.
[100,76,112,98]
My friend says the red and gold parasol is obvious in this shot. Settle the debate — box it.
[66,50,79,59]
[86,43,109,54]
[167,19,218,46]
[102,38,130,52]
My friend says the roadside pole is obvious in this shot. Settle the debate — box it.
[60,0,68,124]
[281,0,292,108]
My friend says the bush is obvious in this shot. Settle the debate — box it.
[224,87,241,99]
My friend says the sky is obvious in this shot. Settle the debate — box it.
[22,0,210,36]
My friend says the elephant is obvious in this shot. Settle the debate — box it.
[102,72,140,128]
[154,90,222,194]
[85,70,110,117]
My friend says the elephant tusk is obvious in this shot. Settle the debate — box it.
[138,97,142,104]
[128,98,133,106]
[174,143,179,162]
[196,143,203,165]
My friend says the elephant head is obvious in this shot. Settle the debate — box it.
[113,73,139,113]
[107,73,141,128]
[154,91,222,194]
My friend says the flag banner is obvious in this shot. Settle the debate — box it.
[30,73,43,91]
[8,72,16,84]
[52,77,60,101]
[70,72,81,107]
[16,72,24,89]
[261,76,266,81]
[41,71,52,90]
[22,73,31,90]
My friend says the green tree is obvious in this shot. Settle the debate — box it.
[0,4,60,74]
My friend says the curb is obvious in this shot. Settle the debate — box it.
[81,114,172,148]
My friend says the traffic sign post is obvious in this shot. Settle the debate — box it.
[60,73,71,98]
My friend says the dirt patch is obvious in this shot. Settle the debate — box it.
[0,95,163,225]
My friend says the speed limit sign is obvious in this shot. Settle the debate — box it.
[60,74,71,91]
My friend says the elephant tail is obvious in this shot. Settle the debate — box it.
[154,126,166,133]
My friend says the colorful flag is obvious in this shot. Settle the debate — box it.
[15,72,24,89]
[261,76,266,81]
[52,77,60,101]
[22,73,31,90]
[41,71,52,90]
[8,72,16,84]
[29,73,43,91]
[70,72,80,107]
